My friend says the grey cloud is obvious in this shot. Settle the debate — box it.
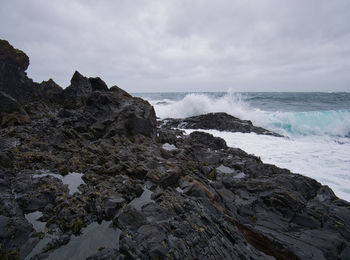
[1,0,349,92]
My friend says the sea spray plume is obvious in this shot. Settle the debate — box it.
[152,90,252,119]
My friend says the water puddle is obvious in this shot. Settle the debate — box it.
[24,232,59,260]
[129,188,154,211]
[216,165,235,174]
[233,172,246,179]
[162,143,177,151]
[25,221,120,260]
[216,164,246,179]
[47,221,121,259]
[33,171,85,195]
[25,211,45,233]
[175,187,184,193]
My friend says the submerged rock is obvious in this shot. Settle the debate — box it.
[1,39,350,260]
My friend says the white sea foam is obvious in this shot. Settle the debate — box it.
[184,129,350,202]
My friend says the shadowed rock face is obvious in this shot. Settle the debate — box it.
[1,39,350,260]
[0,39,34,101]
[0,40,29,71]
[0,39,157,139]
[0,91,29,127]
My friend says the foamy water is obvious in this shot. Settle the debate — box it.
[185,129,350,201]
[151,92,250,120]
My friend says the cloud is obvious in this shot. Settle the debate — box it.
[1,0,350,91]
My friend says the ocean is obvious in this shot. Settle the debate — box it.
[134,91,350,202]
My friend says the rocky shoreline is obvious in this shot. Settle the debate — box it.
[160,112,283,137]
[1,39,350,260]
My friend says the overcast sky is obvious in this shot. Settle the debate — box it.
[1,0,350,92]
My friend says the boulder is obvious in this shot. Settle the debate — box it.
[187,131,227,150]
[163,112,283,137]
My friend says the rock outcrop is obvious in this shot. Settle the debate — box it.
[0,39,35,102]
[0,91,29,127]
[1,39,350,260]
[162,112,283,137]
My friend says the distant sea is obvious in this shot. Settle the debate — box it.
[134,91,350,201]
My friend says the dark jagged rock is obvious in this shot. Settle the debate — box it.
[0,40,29,71]
[89,76,109,92]
[37,78,63,103]
[187,131,228,150]
[0,91,29,126]
[0,40,65,109]
[62,72,109,109]
[0,39,36,102]
[1,40,350,260]
[0,92,22,115]
[162,112,283,137]
[63,70,93,109]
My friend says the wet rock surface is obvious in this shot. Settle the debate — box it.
[1,39,349,260]
[161,112,283,137]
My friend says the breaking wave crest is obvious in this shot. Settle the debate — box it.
[150,92,350,138]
